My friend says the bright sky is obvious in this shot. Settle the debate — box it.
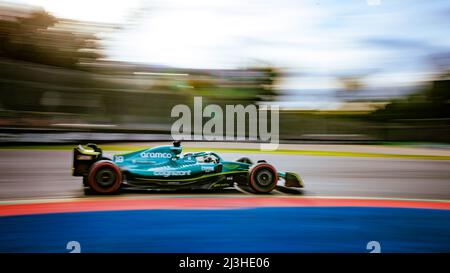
[9,0,450,91]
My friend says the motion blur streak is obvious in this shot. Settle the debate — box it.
[0,0,449,254]
[0,1,449,142]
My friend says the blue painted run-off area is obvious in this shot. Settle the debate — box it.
[0,207,449,253]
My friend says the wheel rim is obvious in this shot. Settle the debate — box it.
[255,169,274,186]
[95,168,117,187]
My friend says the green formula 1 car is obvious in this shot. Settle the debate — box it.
[72,141,303,194]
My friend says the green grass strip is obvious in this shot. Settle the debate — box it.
[0,144,449,160]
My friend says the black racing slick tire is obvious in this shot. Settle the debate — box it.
[248,163,278,193]
[87,160,122,194]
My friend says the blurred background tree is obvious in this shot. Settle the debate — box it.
[0,9,102,69]
[338,75,365,93]
[371,54,450,121]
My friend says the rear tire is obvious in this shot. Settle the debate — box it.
[87,160,122,194]
[248,163,278,193]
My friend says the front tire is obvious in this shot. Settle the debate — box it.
[87,160,122,194]
[248,163,278,193]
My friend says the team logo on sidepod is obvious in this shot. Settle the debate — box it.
[140,152,172,158]
[153,170,191,177]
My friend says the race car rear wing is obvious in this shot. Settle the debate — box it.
[72,144,102,176]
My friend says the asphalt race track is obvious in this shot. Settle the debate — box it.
[0,148,449,253]
[0,149,449,200]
